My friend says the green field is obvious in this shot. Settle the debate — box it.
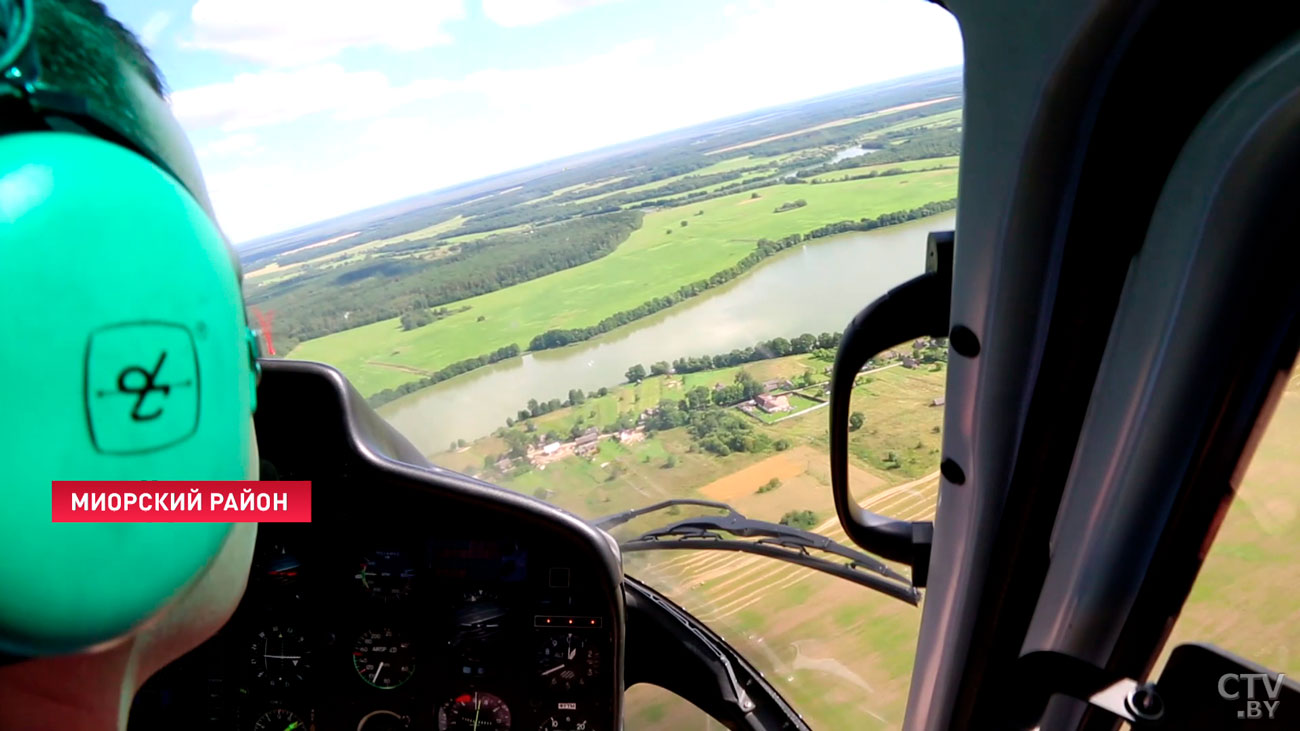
[863,108,963,138]
[810,154,960,182]
[289,168,958,396]
[564,153,788,205]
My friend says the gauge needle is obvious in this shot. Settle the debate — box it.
[372,661,385,683]
[473,692,481,730]
[542,663,566,676]
[283,723,301,731]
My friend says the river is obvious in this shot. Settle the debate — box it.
[378,211,956,454]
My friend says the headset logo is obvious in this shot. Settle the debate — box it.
[1219,673,1285,720]
[85,322,199,454]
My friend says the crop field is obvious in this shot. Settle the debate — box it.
[289,168,958,397]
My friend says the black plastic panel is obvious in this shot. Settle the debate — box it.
[129,360,624,731]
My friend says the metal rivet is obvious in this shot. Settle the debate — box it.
[941,458,966,485]
[950,325,980,357]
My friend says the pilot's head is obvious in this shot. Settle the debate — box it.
[0,0,259,727]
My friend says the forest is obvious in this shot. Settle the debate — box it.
[249,210,643,346]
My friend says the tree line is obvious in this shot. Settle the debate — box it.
[400,305,470,331]
[627,331,843,382]
[528,199,955,352]
[367,344,521,407]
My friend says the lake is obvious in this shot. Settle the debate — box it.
[378,211,956,455]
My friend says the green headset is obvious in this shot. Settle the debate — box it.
[0,0,260,657]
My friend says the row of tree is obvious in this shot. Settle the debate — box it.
[399,305,469,331]
[367,343,521,407]
[626,332,843,383]
[529,198,956,352]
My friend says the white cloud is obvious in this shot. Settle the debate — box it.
[481,0,622,27]
[196,132,262,161]
[138,11,173,47]
[187,0,466,66]
[169,64,454,132]
[188,0,963,241]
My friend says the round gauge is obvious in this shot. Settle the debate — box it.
[357,709,411,730]
[353,628,415,689]
[536,633,600,691]
[537,715,590,731]
[355,551,415,602]
[252,707,305,731]
[248,625,311,689]
[437,691,511,730]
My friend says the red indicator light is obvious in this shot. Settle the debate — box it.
[568,619,574,624]
[456,694,472,704]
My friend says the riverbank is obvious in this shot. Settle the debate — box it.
[287,169,958,398]
[375,211,956,455]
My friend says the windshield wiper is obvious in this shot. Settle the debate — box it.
[593,499,921,605]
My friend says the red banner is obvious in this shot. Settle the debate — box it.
[51,481,312,522]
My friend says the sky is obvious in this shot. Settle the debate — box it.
[104,0,964,243]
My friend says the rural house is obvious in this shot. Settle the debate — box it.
[755,393,792,413]
[575,427,601,456]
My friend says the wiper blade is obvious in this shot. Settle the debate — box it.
[593,499,921,606]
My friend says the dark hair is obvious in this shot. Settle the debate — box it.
[31,0,166,136]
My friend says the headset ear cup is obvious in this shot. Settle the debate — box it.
[0,132,256,656]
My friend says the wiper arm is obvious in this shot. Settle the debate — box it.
[593,499,921,606]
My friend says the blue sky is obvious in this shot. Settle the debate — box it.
[104,1,963,243]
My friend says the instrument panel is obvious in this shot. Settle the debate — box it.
[128,361,623,731]
[199,524,614,731]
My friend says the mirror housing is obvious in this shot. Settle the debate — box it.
[828,230,953,587]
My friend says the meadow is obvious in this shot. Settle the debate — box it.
[289,168,959,397]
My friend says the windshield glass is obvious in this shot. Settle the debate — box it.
[143,0,964,726]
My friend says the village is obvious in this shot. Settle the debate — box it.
[492,338,947,472]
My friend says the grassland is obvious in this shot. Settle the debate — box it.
[564,153,788,205]
[289,168,958,397]
[245,216,468,281]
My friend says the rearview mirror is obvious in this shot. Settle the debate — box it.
[828,230,953,587]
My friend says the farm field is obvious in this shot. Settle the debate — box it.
[289,167,958,397]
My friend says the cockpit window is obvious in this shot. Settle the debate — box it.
[1157,363,1300,680]
[155,0,966,725]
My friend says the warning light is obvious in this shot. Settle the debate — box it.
[568,619,574,624]
[546,618,552,624]
[590,619,596,625]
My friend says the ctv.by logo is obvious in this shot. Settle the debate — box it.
[1219,673,1285,720]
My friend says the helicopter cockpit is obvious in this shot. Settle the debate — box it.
[7,1,1300,730]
